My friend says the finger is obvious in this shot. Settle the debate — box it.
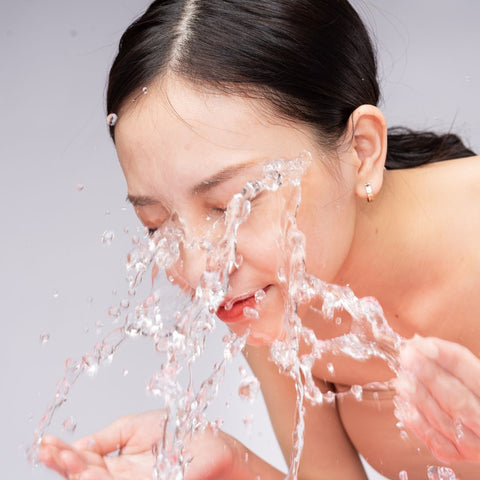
[395,373,457,441]
[396,373,480,460]
[73,419,128,456]
[74,465,114,480]
[394,396,462,463]
[402,342,480,438]
[42,434,74,450]
[413,336,480,397]
[59,449,87,476]
[38,443,68,478]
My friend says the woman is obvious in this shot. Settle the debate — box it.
[39,0,480,478]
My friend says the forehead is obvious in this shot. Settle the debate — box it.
[113,76,318,195]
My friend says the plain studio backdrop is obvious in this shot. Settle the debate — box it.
[1,1,479,479]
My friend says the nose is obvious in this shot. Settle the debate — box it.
[174,239,209,290]
[162,211,231,292]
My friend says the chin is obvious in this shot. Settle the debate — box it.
[245,324,286,347]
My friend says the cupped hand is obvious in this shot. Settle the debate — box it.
[394,335,480,463]
[38,410,237,480]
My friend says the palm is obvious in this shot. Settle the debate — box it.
[39,410,236,480]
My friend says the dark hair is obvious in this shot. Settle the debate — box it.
[107,0,475,168]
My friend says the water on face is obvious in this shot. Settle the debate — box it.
[29,151,455,479]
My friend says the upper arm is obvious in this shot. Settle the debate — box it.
[244,345,368,480]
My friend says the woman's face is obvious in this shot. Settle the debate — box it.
[114,76,360,345]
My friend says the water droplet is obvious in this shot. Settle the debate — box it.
[277,267,287,283]
[101,230,114,246]
[400,430,409,441]
[238,365,247,376]
[123,226,129,234]
[427,466,458,480]
[327,362,335,375]
[238,375,260,403]
[454,418,464,440]
[399,471,409,480]
[335,317,342,325]
[168,275,175,283]
[106,113,118,126]
[108,306,120,319]
[105,209,111,216]
[52,290,60,299]
[234,254,243,269]
[243,307,259,319]
[76,182,84,191]
[323,390,335,403]
[243,414,253,430]
[120,298,130,309]
[122,368,129,376]
[62,416,77,433]
[254,289,266,303]
[39,332,50,344]
[350,385,363,401]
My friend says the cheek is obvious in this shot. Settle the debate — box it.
[298,192,357,282]
[235,214,284,274]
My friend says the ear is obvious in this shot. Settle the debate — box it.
[347,105,387,201]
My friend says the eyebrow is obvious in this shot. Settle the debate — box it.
[126,160,260,207]
[191,161,258,195]
[126,194,160,207]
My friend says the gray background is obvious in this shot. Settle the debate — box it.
[1,1,479,479]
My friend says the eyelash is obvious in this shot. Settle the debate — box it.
[210,206,227,215]
[146,194,262,236]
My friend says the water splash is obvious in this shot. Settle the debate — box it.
[30,151,447,479]
[427,466,458,480]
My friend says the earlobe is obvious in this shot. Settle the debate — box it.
[348,105,387,201]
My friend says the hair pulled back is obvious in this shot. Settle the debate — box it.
[107,0,475,168]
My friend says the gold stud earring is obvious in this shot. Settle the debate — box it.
[365,182,374,203]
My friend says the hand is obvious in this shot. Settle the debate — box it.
[394,335,480,463]
[38,410,238,480]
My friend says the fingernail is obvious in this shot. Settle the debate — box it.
[399,343,416,369]
[410,335,439,359]
[421,338,439,359]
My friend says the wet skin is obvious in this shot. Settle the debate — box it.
[40,74,480,479]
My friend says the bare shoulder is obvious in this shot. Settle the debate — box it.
[418,154,480,191]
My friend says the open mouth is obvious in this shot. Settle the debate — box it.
[216,285,271,323]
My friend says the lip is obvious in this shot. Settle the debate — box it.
[217,285,270,323]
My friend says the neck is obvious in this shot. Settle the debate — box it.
[333,169,440,316]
